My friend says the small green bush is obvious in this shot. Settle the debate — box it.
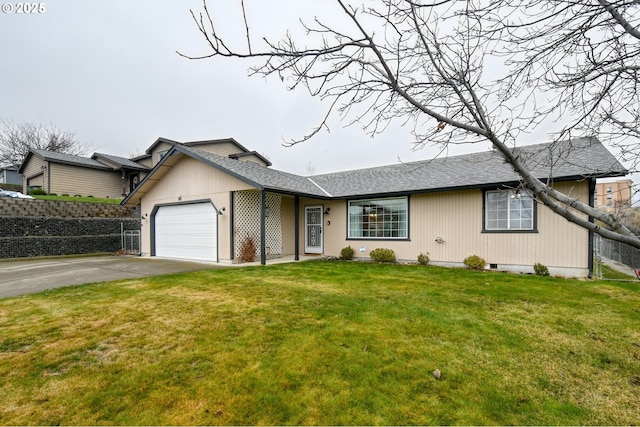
[463,255,486,271]
[370,248,396,263]
[417,252,430,266]
[533,262,550,276]
[340,246,355,260]
[29,188,47,196]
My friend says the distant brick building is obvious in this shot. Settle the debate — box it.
[595,179,633,208]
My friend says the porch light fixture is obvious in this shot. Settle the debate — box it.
[323,207,331,215]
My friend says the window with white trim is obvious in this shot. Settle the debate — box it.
[485,190,534,231]
[348,197,408,238]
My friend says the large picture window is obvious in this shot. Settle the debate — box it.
[485,190,535,231]
[348,197,408,239]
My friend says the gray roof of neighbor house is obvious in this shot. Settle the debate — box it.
[123,136,627,204]
[19,149,150,173]
[92,153,150,171]
[22,149,112,171]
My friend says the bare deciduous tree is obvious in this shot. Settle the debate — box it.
[0,120,91,165]
[179,0,640,248]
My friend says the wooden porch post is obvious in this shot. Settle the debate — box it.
[295,195,300,261]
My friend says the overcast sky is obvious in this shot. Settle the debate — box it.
[0,1,631,181]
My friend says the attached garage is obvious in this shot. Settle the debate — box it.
[153,202,218,262]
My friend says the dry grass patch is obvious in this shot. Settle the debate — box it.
[0,262,639,425]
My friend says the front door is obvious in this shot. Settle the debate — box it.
[305,205,323,254]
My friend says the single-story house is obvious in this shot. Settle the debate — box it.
[122,136,627,277]
[19,149,151,198]
[0,164,22,185]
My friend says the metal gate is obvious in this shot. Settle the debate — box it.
[122,230,141,255]
[593,234,604,279]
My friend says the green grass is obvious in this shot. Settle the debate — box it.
[602,264,637,280]
[33,195,123,204]
[1,261,639,425]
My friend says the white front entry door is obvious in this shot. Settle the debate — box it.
[305,205,323,254]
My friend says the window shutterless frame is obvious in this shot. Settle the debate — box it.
[347,196,409,240]
[482,189,538,233]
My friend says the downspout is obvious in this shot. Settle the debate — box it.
[295,195,300,261]
[46,161,51,194]
[260,189,267,265]
[588,177,596,278]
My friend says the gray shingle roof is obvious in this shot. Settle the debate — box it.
[176,136,626,199]
[311,136,627,197]
[31,149,111,169]
[93,153,150,171]
[177,144,325,196]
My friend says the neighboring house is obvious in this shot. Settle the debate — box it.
[0,164,22,185]
[594,179,633,208]
[18,138,270,198]
[122,136,627,277]
[18,150,150,198]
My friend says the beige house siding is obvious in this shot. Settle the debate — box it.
[136,157,153,168]
[280,195,297,256]
[26,173,44,191]
[151,142,175,166]
[193,141,246,157]
[315,181,590,275]
[49,163,126,198]
[22,156,46,193]
[139,157,254,260]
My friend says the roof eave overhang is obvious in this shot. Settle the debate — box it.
[329,172,629,200]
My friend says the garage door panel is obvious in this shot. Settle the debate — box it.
[154,203,217,262]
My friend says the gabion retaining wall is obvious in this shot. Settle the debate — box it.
[0,198,137,218]
[0,198,140,259]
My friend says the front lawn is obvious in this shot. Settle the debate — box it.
[0,262,638,425]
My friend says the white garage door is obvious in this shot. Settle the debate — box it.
[154,202,217,262]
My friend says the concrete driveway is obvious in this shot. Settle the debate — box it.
[0,256,226,299]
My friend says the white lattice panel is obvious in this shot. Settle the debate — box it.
[234,191,283,259]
